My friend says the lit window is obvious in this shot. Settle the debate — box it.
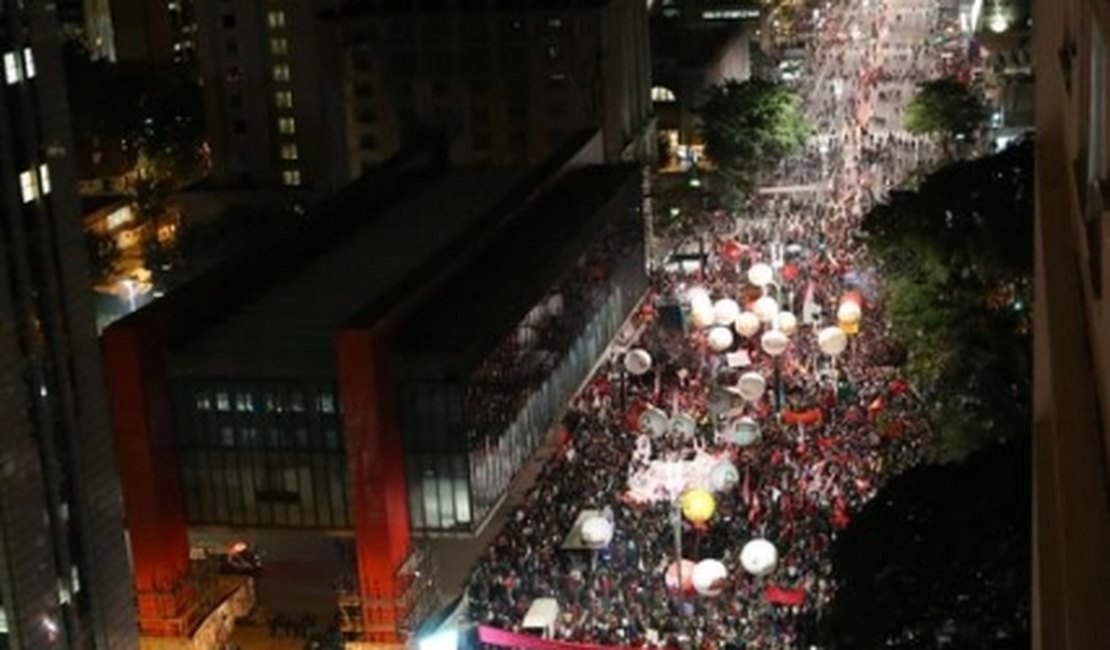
[272,63,291,82]
[651,85,678,102]
[278,117,296,134]
[38,163,50,196]
[195,392,211,410]
[318,393,335,413]
[547,17,563,28]
[282,169,302,186]
[4,51,20,84]
[22,48,34,79]
[19,169,36,203]
[267,10,286,29]
[275,90,293,108]
[280,143,299,160]
[270,37,289,56]
[216,392,230,411]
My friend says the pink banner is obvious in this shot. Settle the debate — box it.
[477,626,643,650]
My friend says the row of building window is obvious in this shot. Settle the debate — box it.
[195,390,336,414]
[4,48,35,85]
[20,164,51,203]
[268,9,300,186]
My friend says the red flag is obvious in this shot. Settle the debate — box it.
[765,585,807,606]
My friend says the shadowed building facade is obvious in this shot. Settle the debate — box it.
[1033,0,1110,647]
[101,133,648,644]
[0,2,138,648]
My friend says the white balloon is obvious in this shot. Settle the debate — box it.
[692,558,729,597]
[688,287,712,309]
[708,326,734,352]
[638,407,669,437]
[670,412,698,439]
[760,329,789,356]
[691,303,716,329]
[581,516,615,548]
[624,348,653,376]
[737,372,766,402]
[753,296,780,323]
[774,311,798,335]
[837,300,862,324]
[713,299,741,326]
[734,311,761,337]
[740,539,779,576]
[748,263,774,287]
[709,460,740,492]
[818,326,849,356]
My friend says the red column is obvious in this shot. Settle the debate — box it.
[338,324,412,643]
[102,322,195,636]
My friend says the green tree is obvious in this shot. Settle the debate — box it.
[820,437,1030,648]
[863,140,1032,460]
[698,78,809,190]
[904,77,989,145]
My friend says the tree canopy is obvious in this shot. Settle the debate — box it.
[698,78,809,190]
[904,77,989,141]
[820,436,1030,648]
[862,140,1032,461]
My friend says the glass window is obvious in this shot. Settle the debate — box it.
[195,392,211,411]
[267,10,286,29]
[278,116,296,134]
[275,90,293,108]
[38,164,50,196]
[318,392,335,413]
[19,170,36,203]
[216,392,231,411]
[281,143,299,160]
[272,63,291,82]
[4,51,20,84]
[270,37,289,56]
[220,426,235,447]
[282,169,302,186]
[22,48,34,79]
[235,392,254,412]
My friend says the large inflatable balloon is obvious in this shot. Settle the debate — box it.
[760,329,789,356]
[624,348,653,376]
[638,406,669,437]
[740,539,779,576]
[713,299,741,326]
[692,559,729,597]
[670,412,698,440]
[773,311,798,335]
[748,263,774,287]
[708,326,735,352]
[753,296,779,323]
[837,300,862,324]
[736,372,767,402]
[664,559,698,593]
[709,460,740,492]
[734,311,761,338]
[818,326,848,356]
[681,488,717,524]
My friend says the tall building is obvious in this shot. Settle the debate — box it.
[1033,0,1110,648]
[57,0,117,60]
[109,0,198,63]
[194,0,653,193]
[193,0,349,192]
[0,2,138,649]
[334,0,655,171]
[101,133,649,645]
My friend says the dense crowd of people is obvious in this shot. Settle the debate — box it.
[466,0,973,648]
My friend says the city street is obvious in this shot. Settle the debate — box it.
[465,0,973,648]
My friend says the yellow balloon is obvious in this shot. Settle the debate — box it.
[681,488,717,524]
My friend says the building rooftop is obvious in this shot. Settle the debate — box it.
[401,164,638,378]
[168,167,528,378]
